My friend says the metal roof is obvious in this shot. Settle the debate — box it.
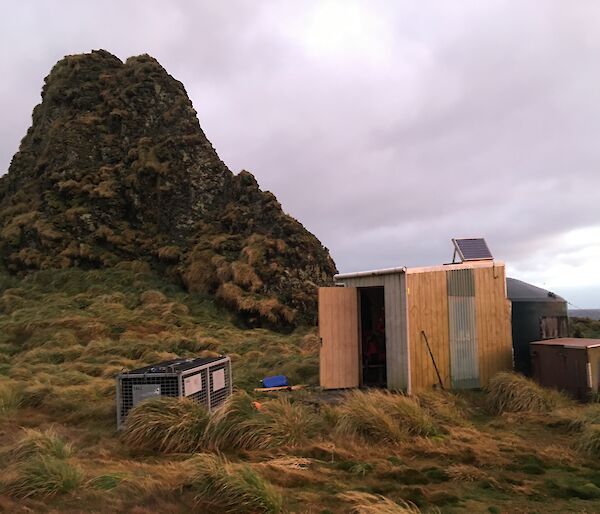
[122,356,226,374]
[506,277,565,303]
[335,260,503,281]
[530,338,600,349]
[334,266,407,280]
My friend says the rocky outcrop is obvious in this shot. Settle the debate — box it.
[0,50,336,326]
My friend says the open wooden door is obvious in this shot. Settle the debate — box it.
[319,287,359,389]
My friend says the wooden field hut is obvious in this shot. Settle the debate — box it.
[319,247,513,393]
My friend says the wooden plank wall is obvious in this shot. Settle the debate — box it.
[340,274,409,390]
[318,288,359,389]
[406,270,451,392]
[407,263,513,392]
[473,264,513,385]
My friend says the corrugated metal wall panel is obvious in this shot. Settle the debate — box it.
[340,273,409,390]
[448,296,479,388]
[447,268,475,296]
[447,269,479,389]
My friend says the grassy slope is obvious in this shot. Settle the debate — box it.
[1,266,600,513]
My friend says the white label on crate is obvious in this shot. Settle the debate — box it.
[132,384,161,406]
[184,374,203,396]
[212,369,225,391]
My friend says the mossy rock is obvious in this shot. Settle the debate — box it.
[0,50,337,329]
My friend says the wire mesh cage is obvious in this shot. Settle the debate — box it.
[116,355,232,429]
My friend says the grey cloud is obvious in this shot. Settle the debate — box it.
[1,0,599,306]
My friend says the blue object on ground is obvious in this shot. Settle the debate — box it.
[262,375,289,388]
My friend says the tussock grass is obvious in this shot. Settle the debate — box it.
[258,397,323,447]
[7,428,72,462]
[257,457,318,488]
[88,473,124,490]
[1,427,80,499]
[190,453,283,514]
[417,390,468,427]
[204,392,323,450]
[1,456,82,498]
[338,491,422,513]
[486,372,567,414]
[577,424,600,457]
[335,390,439,443]
[335,390,404,443]
[20,382,54,407]
[563,404,600,432]
[9,266,600,511]
[384,393,439,437]
[121,396,209,453]
[118,461,190,497]
[204,391,270,450]
[446,464,490,482]
[261,457,312,471]
[140,289,167,304]
[0,380,22,413]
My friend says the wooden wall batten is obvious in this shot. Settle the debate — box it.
[473,265,513,384]
[406,270,451,392]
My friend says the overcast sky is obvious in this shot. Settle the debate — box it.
[1,1,599,307]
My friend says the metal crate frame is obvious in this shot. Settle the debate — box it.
[116,356,232,429]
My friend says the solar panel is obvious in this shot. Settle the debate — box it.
[452,238,493,262]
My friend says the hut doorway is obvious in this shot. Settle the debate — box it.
[359,287,387,387]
